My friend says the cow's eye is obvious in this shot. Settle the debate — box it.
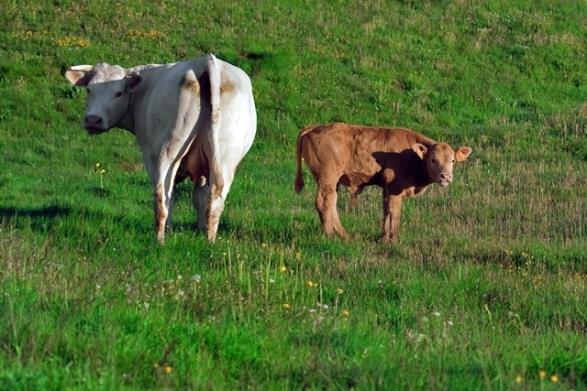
[452,159,455,163]
[431,158,437,163]
[114,91,123,98]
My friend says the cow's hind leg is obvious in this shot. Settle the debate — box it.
[146,155,185,243]
[206,168,235,242]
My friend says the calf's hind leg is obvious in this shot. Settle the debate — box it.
[315,182,347,238]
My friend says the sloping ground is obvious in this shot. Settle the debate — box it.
[0,1,585,389]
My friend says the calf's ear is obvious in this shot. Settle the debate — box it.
[64,65,94,86]
[412,143,428,160]
[455,146,472,162]
[125,72,143,92]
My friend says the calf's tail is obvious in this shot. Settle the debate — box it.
[294,125,316,193]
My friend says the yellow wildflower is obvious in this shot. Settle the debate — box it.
[336,288,344,295]
[282,303,291,310]
[514,375,523,384]
[550,374,559,383]
[342,309,350,318]
[306,280,317,288]
[279,265,287,273]
[538,369,547,380]
[164,365,172,374]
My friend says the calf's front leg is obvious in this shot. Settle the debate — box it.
[382,193,403,243]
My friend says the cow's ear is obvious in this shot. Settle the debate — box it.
[412,143,428,160]
[125,72,142,92]
[64,65,94,86]
[455,146,472,162]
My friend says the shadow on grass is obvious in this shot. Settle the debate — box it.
[0,205,70,220]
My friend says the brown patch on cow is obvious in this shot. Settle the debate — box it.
[220,80,235,95]
[210,183,223,199]
[181,70,200,93]
[294,123,472,242]
[154,184,168,227]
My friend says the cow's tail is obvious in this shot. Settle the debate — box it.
[207,54,224,193]
[294,125,316,194]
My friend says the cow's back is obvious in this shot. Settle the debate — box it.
[177,57,256,183]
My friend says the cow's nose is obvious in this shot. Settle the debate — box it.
[84,115,103,127]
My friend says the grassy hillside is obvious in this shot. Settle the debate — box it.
[0,0,585,389]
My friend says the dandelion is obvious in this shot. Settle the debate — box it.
[94,163,107,189]
[163,365,172,374]
[279,265,288,273]
[538,369,547,380]
[306,280,317,288]
[282,303,291,310]
[342,309,350,318]
[550,374,559,383]
[515,375,523,384]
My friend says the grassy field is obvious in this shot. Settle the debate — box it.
[0,0,586,389]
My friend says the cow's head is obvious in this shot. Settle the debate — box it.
[64,63,142,134]
[412,142,472,187]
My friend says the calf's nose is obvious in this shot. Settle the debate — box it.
[84,115,103,127]
[440,173,452,182]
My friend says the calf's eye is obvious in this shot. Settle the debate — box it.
[114,91,122,98]
[431,158,437,163]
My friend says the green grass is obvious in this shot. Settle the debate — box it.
[1,0,586,389]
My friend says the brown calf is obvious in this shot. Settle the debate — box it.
[294,123,472,242]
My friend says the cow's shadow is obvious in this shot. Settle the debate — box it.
[0,205,71,220]
[0,204,146,235]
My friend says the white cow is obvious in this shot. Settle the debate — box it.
[65,54,256,242]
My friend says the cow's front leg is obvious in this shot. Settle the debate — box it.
[382,192,403,243]
[192,176,209,232]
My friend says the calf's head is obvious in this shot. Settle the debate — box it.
[412,142,472,187]
[64,63,142,134]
